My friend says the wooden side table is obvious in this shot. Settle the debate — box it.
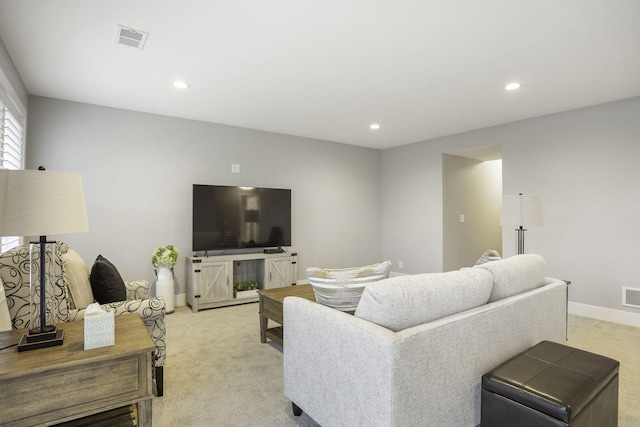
[258,284,316,346]
[0,315,155,427]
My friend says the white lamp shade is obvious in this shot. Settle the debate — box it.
[500,194,543,227]
[0,169,89,237]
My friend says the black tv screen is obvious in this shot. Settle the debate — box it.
[193,185,291,252]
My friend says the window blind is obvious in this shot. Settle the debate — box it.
[0,83,26,252]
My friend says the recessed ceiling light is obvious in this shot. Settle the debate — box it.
[173,81,190,89]
[370,123,381,130]
[505,82,521,91]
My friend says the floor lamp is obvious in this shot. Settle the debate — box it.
[0,168,89,351]
[245,209,260,244]
[500,193,543,254]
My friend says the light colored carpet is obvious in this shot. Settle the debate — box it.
[154,304,639,426]
[153,303,319,427]
[566,314,640,426]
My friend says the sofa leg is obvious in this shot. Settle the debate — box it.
[292,402,303,416]
[155,366,164,397]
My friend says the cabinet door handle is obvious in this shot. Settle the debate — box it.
[269,272,272,281]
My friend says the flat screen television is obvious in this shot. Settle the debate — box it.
[193,184,291,253]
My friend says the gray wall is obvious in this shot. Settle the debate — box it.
[382,96,640,317]
[21,91,640,319]
[442,155,502,271]
[25,96,382,298]
[0,35,27,113]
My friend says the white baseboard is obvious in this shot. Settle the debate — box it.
[175,293,186,307]
[568,301,640,328]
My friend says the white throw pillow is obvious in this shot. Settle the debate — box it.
[61,248,95,309]
[475,249,502,265]
[306,261,392,311]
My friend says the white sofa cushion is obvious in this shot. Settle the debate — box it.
[354,268,493,331]
[476,254,546,302]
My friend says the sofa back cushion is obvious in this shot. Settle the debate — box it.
[61,248,95,309]
[475,254,546,302]
[354,268,493,332]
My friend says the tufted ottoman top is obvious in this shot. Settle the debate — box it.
[482,340,619,423]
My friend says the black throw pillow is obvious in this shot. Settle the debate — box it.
[90,255,126,304]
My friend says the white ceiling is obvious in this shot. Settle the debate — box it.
[1,0,639,150]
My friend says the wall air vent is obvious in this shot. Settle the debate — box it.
[622,287,640,309]
[116,25,149,49]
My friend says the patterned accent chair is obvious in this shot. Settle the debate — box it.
[0,242,166,396]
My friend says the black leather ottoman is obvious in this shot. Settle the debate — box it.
[481,341,619,426]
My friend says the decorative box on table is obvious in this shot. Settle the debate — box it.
[84,303,115,350]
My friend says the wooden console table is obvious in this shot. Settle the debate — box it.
[0,315,155,427]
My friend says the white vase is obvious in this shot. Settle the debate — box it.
[156,266,175,313]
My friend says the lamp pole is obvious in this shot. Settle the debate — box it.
[516,226,526,255]
[32,167,56,334]
[32,235,56,334]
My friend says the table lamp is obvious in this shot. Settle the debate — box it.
[500,193,543,254]
[0,168,89,351]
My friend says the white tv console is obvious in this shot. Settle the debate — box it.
[186,250,298,312]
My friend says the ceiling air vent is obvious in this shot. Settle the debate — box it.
[116,25,149,49]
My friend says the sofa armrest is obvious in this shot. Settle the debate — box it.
[283,297,399,426]
[69,297,164,322]
[69,297,166,367]
[125,280,151,300]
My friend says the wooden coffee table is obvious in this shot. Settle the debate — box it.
[0,314,155,427]
[259,284,316,346]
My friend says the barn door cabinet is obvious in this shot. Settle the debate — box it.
[187,251,297,312]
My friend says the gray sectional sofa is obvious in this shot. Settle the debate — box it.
[283,254,567,427]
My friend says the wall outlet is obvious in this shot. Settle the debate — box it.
[231,163,240,173]
[459,214,465,223]
[399,260,404,269]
